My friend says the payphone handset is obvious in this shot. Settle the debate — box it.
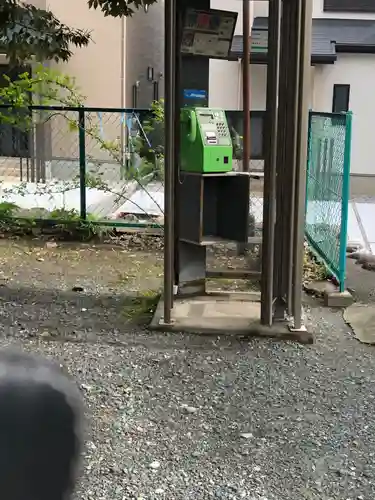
[187,109,197,143]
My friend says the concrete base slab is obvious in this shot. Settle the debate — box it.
[289,324,307,333]
[150,295,313,344]
[324,290,354,308]
[344,303,375,344]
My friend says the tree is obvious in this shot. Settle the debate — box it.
[88,0,157,17]
[0,0,158,64]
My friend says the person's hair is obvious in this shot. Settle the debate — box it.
[0,349,84,500]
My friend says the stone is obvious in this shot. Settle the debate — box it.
[344,304,375,344]
[45,241,57,249]
[324,290,354,308]
[240,433,253,439]
[149,461,161,469]
[182,405,198,414]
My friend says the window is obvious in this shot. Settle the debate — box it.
[332,84,350,113]
[324,0,375,13]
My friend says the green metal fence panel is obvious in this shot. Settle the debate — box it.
[305,111,352,290]
[0,104,158,229]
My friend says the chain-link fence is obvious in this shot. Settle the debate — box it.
[305,111,352,290]
[0,105,163,226]
[0,105,265,233]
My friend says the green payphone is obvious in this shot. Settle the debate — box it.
[180,107,233,173]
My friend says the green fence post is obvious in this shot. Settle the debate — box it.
[338,111,352,292]
[305,111,313,217]
[78,107,87,220]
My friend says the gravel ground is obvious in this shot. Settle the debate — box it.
[0,241,374,500]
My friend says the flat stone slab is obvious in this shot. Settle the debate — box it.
[304,280,337,297]
[344,303,375,344]
[150,295,313,343]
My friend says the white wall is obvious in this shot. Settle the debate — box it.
[253,0,268,18]
[209,63,267,110]
[209,61,242,109]
[209,0,254,109]
[313,54,375,176]
[249,65,267,109]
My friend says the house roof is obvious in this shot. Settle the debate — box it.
[230,17,375,64]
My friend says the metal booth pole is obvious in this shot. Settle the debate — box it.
[272,0,289,319]
[292,0,313,329]
[163,0,176,324]
[286,0,302,314]
[260,0,282,326]
[242,0,251,173]
[273,0,302,317]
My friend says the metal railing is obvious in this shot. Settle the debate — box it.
[305,111,352,290]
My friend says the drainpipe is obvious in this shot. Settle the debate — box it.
[237,58,242,110]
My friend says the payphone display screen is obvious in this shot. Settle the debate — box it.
[180,8,237,59]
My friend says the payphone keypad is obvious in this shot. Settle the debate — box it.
[217,122,228,138]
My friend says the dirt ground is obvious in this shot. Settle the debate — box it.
[0,239,258,341]
[1,239,375,500]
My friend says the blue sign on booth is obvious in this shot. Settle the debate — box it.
[183,89,207,100]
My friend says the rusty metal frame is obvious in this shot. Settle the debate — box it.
[163,0,176,324]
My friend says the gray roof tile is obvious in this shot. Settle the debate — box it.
[230,17,375,61]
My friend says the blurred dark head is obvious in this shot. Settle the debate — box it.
[0,349,84,500]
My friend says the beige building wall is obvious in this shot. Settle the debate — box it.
[23,0,129,178]
[47,0,125,108]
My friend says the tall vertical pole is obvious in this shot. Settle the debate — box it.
[272,0,289,315]
[286,0,302,314]
[292,0,313,329]
[173,10,182,287]
[242,0,251,172]
[78,107,87,221]
[163,0,176,324]
[260,0,282,325]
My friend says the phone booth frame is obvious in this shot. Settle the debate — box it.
[158,0,314,338]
